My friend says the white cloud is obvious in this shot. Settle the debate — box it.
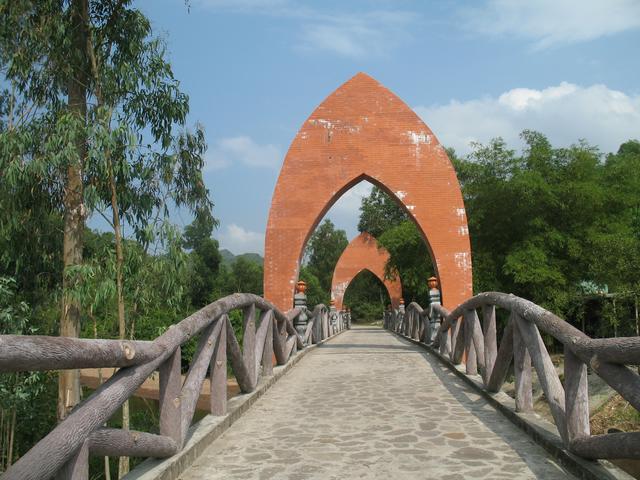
[193,0,416,58]
[217,223,265,255]
[415,82,640,155]
[298,11,415,58]
[205,136,282,171]
[463,0,640,49]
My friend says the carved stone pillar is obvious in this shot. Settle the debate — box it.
[293,280,308,339]
[428,276,441,343]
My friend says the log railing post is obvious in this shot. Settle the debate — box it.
[483,305,497,385]
[450,317,461,361]
[487,316,514,393]
[513,319,533,412]
[159,346,182,447]
[243,304,257,387]
[262,316,274,376]
[55,439,89,480]
[452,320,466,365]
[211,319,227,416]
[464,310,478,375]
[515,315,567,442]
[565,345,590,447]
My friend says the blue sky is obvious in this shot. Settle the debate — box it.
[139,0,640,255]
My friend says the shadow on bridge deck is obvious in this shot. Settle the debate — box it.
[175,327,575,479]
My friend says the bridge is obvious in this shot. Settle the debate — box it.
[1,292,638,479]
[1,73,639,479]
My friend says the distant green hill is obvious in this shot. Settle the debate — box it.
[219,249,264,267]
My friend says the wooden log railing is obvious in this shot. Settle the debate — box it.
[0,293,346,480]
[388,291,640,461]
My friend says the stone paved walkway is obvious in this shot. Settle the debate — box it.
[179,327,573,479]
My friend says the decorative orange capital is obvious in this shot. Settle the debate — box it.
[295,280,307,294]
[428,276,439,290]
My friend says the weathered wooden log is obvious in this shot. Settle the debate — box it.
[262,316,274,376]
[272,321,288,365]
[55,440,89,480]
[243,304,257,387]
[452,320,466,365]
[323,311,329,340]
[0,335,160,373]
[285,335,297,360]
[254,310,273,370]
[487,316,515,393]
[303,318,314,344]
[564,345,590,445]
[88,428,178,458]
[513,318,533,412]
[466,336,477,375]
[226,316,254,393]
[589,359,640,413]
[284,310,305,350]
[159,347,182,446]
[482,305,497,385]
[470,309,486,375]
[439,329,450,357]
[311,307,325,344]
[515,315,567,443]
[570,336,640,364]
[464,311,477,375]
[3,293,279,480]
[181,318,224,438]
[211,318,227,416]
[570,432,640,459]
[450,317,461,362]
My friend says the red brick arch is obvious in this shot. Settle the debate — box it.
[264,72,472,311]
[331,232,402,311]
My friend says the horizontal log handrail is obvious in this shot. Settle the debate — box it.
[386,291,640,462]
[1,293,346,480]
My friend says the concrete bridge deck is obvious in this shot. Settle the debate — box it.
[180,327,573,479]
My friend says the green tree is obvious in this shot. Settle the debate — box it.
[183,216,221,308]
[358,186,433,303]
[342,270,389,322]
[304,219,348,294]
[377,221,433,303]
[1,2,212,474]
[298,266,326,307]
[0,277,48,472]
[358,186,408,237]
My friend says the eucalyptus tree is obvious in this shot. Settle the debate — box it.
[0,1,212,476]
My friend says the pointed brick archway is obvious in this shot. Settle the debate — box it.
[264,72,472,311]
[331,232,402,311]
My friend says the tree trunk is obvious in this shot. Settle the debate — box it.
[92,308,111,480]
[108,161,130,477]
[7,408,15,467]
[58,0,89,422]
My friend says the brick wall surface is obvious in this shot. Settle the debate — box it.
[264,72,472,311]
[331,232,402,311]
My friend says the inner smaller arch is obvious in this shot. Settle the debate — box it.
[342,269,391,324]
